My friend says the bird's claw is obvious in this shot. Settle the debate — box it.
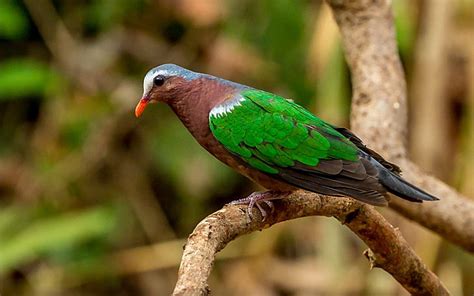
[229,191,283,221]
[263,200,274,213]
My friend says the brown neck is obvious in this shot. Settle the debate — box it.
[168,78,234,141]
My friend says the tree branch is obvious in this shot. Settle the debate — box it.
[390,160,474,252]
[172,0,472,294]
[173,193,448,295]
[327,0,474,252]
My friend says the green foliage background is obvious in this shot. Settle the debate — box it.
[0,0,472,295]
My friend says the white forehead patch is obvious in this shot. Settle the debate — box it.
[209,94,246,118]
[143,69,169,97]
[142,64,202,97]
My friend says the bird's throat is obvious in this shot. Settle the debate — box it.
[169,78,235,140]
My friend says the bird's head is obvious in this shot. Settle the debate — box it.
[135,64,200,117]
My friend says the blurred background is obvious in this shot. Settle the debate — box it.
[0,0,473,295]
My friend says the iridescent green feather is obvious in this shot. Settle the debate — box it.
[209,89,359,174]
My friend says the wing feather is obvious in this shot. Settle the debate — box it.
[209,90,388,203]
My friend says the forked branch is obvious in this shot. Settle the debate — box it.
[173,0,473,295]
[327,0,474,251]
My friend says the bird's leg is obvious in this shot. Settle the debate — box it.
[229,191,288,221]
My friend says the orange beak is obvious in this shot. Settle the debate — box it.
[135,98,148,118]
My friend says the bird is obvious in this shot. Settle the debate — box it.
[135,64,438,219]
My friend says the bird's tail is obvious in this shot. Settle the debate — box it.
[370,158,439,202]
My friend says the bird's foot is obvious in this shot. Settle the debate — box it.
[229,191,288,221]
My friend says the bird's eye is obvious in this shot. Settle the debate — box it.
[153,75,165,86]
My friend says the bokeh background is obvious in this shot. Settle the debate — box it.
[0,0,473,295]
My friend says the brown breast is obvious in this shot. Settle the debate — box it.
[168,77,294,192]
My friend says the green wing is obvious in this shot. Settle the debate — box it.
[209,89,359,173]
[209,89,388,205]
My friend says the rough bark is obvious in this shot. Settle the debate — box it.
[327,0,474,252]
[173,193,448,296]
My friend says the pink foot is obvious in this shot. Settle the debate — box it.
[229,191,288,221]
